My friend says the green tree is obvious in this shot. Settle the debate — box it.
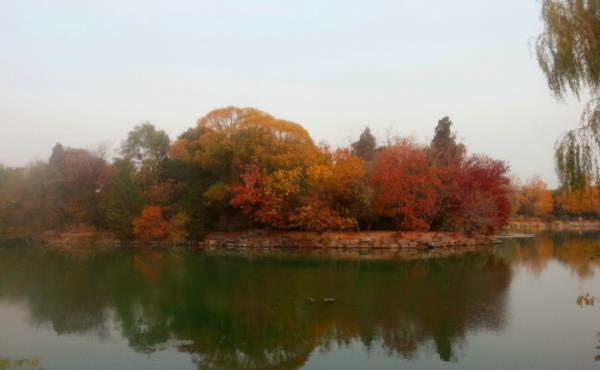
[160,158,210,238]
[119,123,172,208]
[536,0,600,189]
[120,122,170,174]
[105,159,143,239]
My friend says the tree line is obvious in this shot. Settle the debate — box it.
[0,107,512,242]
[509,174,600,220]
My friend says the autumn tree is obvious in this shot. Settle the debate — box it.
[0,166,11,236]
[536,0,600,189]
[445,156,510,234]
[48,144,108,226]
[428,116,466,229]
[555,186,600,217]
[0,166,22,237]
[518,175,554,219]
[0,106,518,239]
[230,150,364,231]
[0,162,62,238]
[170,106,322,185]
[170,107,324,229]
[300,149,364,230]
[371,140,440,231]
[129,189,190,243]
[167,211,190,244]
[132,206,169,241]
[230,164,302,229]
[506,176,527,217]
[535,190,554,218]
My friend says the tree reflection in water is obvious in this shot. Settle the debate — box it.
[575,294,600,361]
[0,244,514,370]
[499,231,600,279]
[0,357,42,370]
[499,232,600,363]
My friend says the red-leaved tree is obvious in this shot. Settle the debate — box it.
[230,163,301,229]
[445,156,510,234]
[370,140,440,231]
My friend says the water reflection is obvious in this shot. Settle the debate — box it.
[0,244,512,370]
[499,232,600,278]
[503,232,600,365]
[0,358,42,370]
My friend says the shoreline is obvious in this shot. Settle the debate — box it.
[30,229,501,251]
[200,231,499,250]
[506,220,600,232]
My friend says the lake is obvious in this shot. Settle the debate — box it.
[0,232,599,370]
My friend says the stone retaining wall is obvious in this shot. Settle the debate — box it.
[201,231,498,250]
[506,220,600,232]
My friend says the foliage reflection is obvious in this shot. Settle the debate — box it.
[0,245,516,369]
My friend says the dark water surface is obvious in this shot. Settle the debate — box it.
[1,232,600,369]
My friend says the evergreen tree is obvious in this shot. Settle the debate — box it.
[105,160,143,239]
[429,117,465,167]
[351,127,377,160]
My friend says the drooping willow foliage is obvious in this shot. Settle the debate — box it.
[536,0,600,189]
[555,101,600,189]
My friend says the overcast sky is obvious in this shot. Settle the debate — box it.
[0,0,586,187]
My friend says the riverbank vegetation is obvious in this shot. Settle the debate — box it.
[509,174,600,220]
[0,107,511,243]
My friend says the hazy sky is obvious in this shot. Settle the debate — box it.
[0,0,586,187]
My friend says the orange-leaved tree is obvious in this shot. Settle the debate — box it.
[170,107,324,229]
[555,186,600,217]
[230,150,365,231]
[170,107,322,181]
[133,206,169,241]
[301,149,366,230]
[517,175,554,219]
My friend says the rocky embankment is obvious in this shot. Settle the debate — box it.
[506,220,600,232]
[201,231,499,250]
[39,229,121,249]
[37,229,499,251]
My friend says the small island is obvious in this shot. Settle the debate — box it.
[0,109,510,250]
[3,107,598,252]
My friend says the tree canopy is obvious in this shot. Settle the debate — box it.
[536,0,600,189]
[120,122,170,174]
[351,127,377,161]
[0,108,513,239]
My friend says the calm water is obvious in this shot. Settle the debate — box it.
[1,233,600,369]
